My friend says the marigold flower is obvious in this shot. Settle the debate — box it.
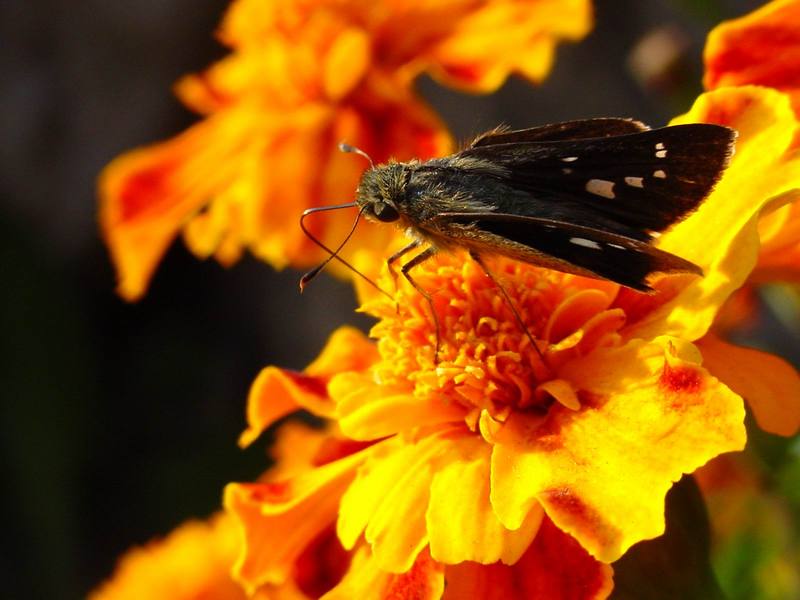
[226,83,800,597]
[98,0,592,299]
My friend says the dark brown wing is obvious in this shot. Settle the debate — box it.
[460,124,735,233]
[434,211,701,292]
[470,118,649,147]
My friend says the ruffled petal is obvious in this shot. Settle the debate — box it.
[239,367,331,448]
[705,0,800,110]
[240,327,374,447]
[697,335,800,436]
[424,0,593,92]
[98,108,265,300]
[490,339,746,562]
[226,447,368,592]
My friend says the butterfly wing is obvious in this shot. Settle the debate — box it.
[470,118,648,146]
[459,123,735,233]
[434,212,701,292]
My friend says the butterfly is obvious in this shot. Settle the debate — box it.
[300,118,736,359]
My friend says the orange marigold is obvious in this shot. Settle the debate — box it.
[225,84,800,599]
[99,0,592,300]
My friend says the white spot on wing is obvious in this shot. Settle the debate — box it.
[653,169,666,178]
[561,156,578,162]
[655,142,665,150]
[655,149,668,158]
[624,176,644,188]
[585,178,616,199]
[608,243,627,250]
[570,237,602,250]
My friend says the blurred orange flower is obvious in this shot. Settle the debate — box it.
[99,0,592,300]
[91,422,357,600]
[705,0,800,284]
[89,513,253,600]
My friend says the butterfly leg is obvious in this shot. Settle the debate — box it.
[468,251,548,368]
[400,246,441,363]
[387,240,422,291]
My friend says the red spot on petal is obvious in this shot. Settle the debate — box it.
[540,487,619,554]
[247,480,292,503]
[660,362,703,394]
[118,161,177,223]
[283,370,329,398]
[542,487,597,525]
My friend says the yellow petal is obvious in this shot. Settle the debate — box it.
[337,432,460,572]
[331,372,465,441]
[626,86,800,341]
[427,434,543,565]
[697,334,800,436]
[490,340,746,562]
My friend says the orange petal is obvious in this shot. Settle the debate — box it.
[443,517,613,600]
[427,0,593,92]
[697,335,800,436]
[427,434,543,565]
[98,109,262,300]
[323,546,444,600]
[625,86,800,341]
[225,447,369,593]
[239,367,332,448]
[240,326,373,448]
[491,340,746,562]
[705,0,800,110]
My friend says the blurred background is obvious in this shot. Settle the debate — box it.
[3,1,796,599]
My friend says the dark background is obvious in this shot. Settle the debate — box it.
[0,1,775,598]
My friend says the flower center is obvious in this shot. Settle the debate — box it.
[363,252,627,427]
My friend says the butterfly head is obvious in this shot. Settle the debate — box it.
[355,162,410,224]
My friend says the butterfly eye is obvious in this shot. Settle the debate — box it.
[373,202,399,222]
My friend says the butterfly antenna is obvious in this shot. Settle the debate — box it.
[339,142,374,168]
[299,204,393,301]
